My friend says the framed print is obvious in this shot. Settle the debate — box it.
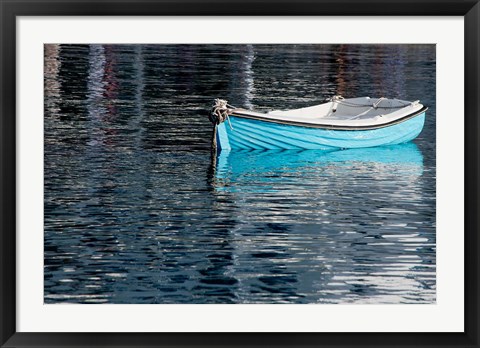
[1,0,479,347]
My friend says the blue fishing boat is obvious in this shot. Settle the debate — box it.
[209,96,427,151]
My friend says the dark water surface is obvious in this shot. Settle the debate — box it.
[44,44,436,304]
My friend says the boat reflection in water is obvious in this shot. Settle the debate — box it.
[214,143,423,196]
[210,143,433,304]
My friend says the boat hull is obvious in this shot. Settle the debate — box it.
[216,112,425,151]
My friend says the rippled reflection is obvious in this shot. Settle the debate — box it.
[44,44,436,304]
[216,144,423,180]
[209,145,433,303]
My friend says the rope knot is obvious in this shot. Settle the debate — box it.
[209,98,232,125]
[330,95,345,102]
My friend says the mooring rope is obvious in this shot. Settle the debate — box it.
[209,99,235,127]
[209,99,236,156]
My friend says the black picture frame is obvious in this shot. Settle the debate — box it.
[1,1,478,347]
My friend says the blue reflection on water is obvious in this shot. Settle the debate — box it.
[215,144,423,194]
[217,143,422,176]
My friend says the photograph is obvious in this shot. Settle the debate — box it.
[44,43,436,304]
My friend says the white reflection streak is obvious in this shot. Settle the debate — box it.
[86,44,107,146]
[87,44,106,103]
[243,45,256,109]
[44,44,61,98]
[44,44,61,116]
